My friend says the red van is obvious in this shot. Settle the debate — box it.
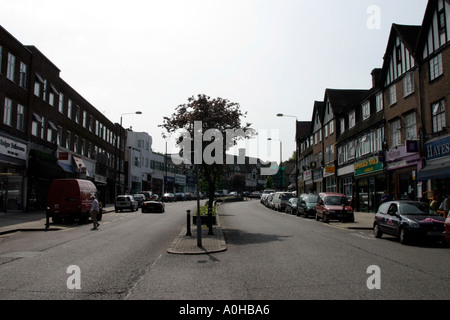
[46,179,102,223]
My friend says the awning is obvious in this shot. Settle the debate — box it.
[29,158,66,179]
[58,162,74,173]
[72,155,93,178]
[417,159,450,181]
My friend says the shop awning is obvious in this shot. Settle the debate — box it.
[58,162,74,173]
[417,159,450,181]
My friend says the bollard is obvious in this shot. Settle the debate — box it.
[186,210,192,236]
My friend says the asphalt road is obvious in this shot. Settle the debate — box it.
[0,200,449,301]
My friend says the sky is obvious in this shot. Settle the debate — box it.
[0,0,429,163]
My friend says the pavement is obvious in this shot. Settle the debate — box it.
[0,202,375,255]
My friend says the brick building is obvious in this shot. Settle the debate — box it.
[0,25,124,210]
[296,0,450,211]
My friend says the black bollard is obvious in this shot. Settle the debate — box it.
[186,210,192,236]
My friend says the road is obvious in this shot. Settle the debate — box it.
[0,200,449,301]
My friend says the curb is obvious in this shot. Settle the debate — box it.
[167,206,227,255]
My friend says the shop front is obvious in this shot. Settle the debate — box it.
[386,145,422,201]
[417,135,450,199]
[354,155,386,212]
[0,134,28,212]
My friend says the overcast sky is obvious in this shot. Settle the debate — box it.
[0,0,428,163]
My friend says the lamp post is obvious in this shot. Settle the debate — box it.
[277,113,299,197]
[118,111,142,195]
[268,138,283,190]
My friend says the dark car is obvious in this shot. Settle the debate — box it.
[445,214,450,245]
[316,192,354,223]
[298,194,318,218]
[285,198,299,215]
[373,201,445,245]
[133,194,145,207]
[141,200,165,213]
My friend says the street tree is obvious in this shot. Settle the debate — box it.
[160,94,253,233]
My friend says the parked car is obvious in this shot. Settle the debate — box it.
[373,201,445,245]
[298,194,318,218]
[115,195,138,212]
[137,191,154,201]
[272,192,295,211]
[316,192,354,223]
[261,189,276,204]
[141,200,165,213]
[133,194,146,207]
[175,193,187,201]
[445,213,450,245]
[285,197,299,215]
[162,193,176,202]
[266,192,276,209]
[47,179,102,223]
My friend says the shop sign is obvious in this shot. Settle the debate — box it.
[425,135,450,161]
[323,165,335,178]
[0,136,27,160]
[303,170,312,181]
[354,157,383,176]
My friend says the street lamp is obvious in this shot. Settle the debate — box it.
[276,113,299,197]
[117,111,142,195]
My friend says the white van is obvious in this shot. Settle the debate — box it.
[272,192,295,212]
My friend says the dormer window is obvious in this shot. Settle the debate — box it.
[362,102,370,121]
[349,110,356,128]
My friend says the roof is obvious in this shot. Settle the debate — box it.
[325,89,371,115]
[296,121,312,140]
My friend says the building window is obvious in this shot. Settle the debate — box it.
[438,8,447,46]
[32,121,39,137]
[3,98,12,126]
[57,127,62,146]
[66,131,71,149]
[362,102,370,121]
[19,62,27,88]
[376,93,383,113]
[32,114,42,137]
[329,120,334,135]
[58,94,64,113]
[403,72,414,97]
[391,120,401,147]
[67,100,73,119]
[430,54,443,81]
[75,105,80,123]
[49,91,55,107]
[405,113,417,140]
[432,100,446,133]
[388,85,397,105]
[17,104,24,131]
[6,53,15,82]
[340,118,345,134]
[83,111,87,128]
[34,81,41,97]
[349,110,356,128]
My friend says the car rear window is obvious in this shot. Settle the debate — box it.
[117,196,129,201]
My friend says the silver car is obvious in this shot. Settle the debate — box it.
[115,195,138,212]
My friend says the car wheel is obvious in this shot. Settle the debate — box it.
[373,223,382,238]
[399,228,409,245]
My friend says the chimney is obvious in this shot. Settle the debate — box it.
[371,68,382,88]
